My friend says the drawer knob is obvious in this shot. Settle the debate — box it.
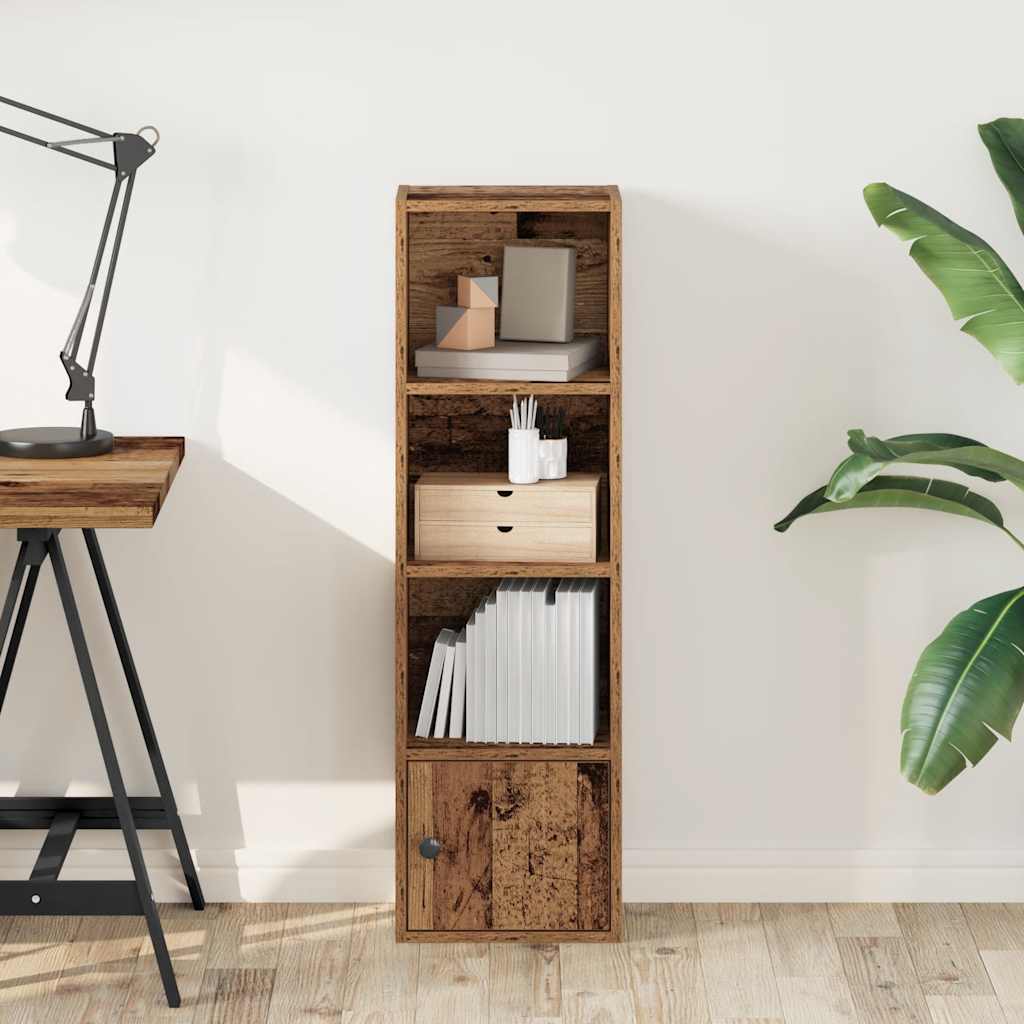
[496,525,513,533]
[497,490,513,497]
[419,836,443,860]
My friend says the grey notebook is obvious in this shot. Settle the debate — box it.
[415,337,602,382]
[500,246,576,343]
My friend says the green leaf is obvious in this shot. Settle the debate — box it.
[773,474,1015,540]
[979,118,1024,237]
[825,430,1024,502]
[902,587,1024,793]
[864,182,1024,384]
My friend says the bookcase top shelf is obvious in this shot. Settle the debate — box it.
[401,185,620,213]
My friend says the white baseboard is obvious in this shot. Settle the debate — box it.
[3,847,1024,903]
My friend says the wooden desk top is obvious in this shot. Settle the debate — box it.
[0,437,184,529]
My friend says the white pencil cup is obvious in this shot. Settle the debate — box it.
[508,428,540,484]
[538,438,568,480]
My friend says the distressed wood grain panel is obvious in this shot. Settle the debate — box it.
[761,903,842,978]
[343,904,418,1022]
[194,968,275,1024]
[693,903,781,1021]
[488,943,561,1022]
[963,903,1024,952]
[408,763,435,930]
[409,211,517,241]
[828,902,903,938]
[837,936,931,1024]
[561,938,636,1024]
[492,761,578,930]
[0,915,81,1012]
[776,975,857,1024]
[415,943,488,1023]
[979,950,1024,1017]
[578,762,611,931]
[121,903,221,1023]
[626,903,710,1024]
[432,761,493,930]
[0,436,183,528]
[894,903,993,996]
[926,994,1008,1023]
[267,905,354,1024]
[47,916,144,1024]
[205,902,288,970]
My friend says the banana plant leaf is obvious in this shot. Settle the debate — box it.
[902,587,1024,793]
[979,118,1024,237]
[773,475,1022,547]
[864,182,1024,384]
[825,430,1024,502]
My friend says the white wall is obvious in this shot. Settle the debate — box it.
[3,0,1024,901]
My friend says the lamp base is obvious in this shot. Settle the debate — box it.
[0,427,114,459]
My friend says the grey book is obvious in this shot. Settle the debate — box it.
[415,337,603,382]
[500,246,576,343]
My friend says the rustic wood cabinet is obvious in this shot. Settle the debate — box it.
[395,186,622,942]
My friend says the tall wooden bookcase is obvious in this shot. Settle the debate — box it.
[395,185,622,942]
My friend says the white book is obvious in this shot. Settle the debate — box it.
[544,581,558,744]
[532,580,556,744]
[568,580,583,744]
[473,598,486,741]
[507,580,527,742]
[555,581,574,744]
[449,627,467,738]
[519,580,538,743]
[579,580,600,744]
[484,592,498,742]
[465,610,476,742]
[415,628,455,738]
[496,579,515,741]
[433,631,458,739]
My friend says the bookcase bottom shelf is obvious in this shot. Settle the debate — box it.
[405,728,611,760]
[399,927,617,943]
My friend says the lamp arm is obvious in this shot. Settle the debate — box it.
[60,173,137,418]
[0,96,157,439]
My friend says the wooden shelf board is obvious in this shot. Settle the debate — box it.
[405,730,611,760]
[405,368,611,396]
[405,558,613,578]
[399,926,616,943]
[403,188,616,214]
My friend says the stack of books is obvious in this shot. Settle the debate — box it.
[415,578,601,745]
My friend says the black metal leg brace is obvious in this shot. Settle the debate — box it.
[0,529,205,1009]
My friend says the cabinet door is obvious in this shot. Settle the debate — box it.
[407,761,611,932]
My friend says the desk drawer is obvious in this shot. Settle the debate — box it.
[415,522,595,563]
[418,484,593,525]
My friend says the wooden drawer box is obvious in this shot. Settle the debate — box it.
[414,472,600,563]
[407,760,611,933]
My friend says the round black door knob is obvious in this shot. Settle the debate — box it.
[419,836,442,860]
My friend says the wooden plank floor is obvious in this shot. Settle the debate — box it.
[1,902,1023,1022]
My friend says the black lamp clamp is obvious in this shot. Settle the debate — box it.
[0,96,159,458]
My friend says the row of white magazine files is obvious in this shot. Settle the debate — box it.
[415,578,602,745]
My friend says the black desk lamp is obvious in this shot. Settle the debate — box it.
[0,95,159,459]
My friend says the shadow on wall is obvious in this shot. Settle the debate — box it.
[0,441,395,876]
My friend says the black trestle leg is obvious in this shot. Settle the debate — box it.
[82,529,205,911]
[0,544,29,663]
[0,563,40,716]
[45,533,181,1009]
